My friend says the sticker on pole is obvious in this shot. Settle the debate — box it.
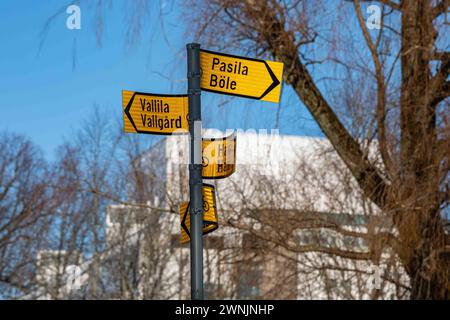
[199,49,284,103]
[180,184,218,244]
[202,133,236,179]
[122,90,189,135]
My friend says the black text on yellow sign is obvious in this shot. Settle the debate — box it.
[202,133,237,179]
[180,184,218,244]
[199,49,284,103]
[122,90,189,135]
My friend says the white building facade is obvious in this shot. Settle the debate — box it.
[34,132,410,299]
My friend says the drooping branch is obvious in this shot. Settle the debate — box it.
[354,0,394,177]
[343,0,401,10]
[227,218,374,261]
[431,52,450,107]
[432,0,450,19]
[238,1,389,208]
[378,0,401,10]
[431,81,450,107]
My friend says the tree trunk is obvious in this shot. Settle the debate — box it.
[399,0,450,299]
[226,0,450,299]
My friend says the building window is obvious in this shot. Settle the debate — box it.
[237,261,263,299]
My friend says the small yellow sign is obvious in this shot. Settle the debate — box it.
[180,184,218,244]
[199,49,284,103]
[122,90,189,135]
[202,133,236,179]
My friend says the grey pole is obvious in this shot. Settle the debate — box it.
[187,43,204,300]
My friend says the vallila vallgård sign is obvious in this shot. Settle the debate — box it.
[122,91,189,135]
[199,49,284,103]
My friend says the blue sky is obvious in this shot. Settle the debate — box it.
[0,1,323,160]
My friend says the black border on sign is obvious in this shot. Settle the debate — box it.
[123,90,188,97]
[202,171,235,180]
[201,48,271,64]
[202,183,216,194]
[202,223,218,236]
[180,184,219,242]
[201,131,237,142]
[202,183,217,213]
[202,184,218,232]
[122,90,189,136]
[180,202,191,238]
[199,49,281,101]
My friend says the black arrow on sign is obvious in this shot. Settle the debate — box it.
[200,49,281,101]
[123,91,188,135]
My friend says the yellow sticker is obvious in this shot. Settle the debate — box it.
[122,90,189,135]
[200,49,284,103]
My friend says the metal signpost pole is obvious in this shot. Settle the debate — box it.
[186,43,204,300]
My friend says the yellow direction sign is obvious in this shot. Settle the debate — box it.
[180,184,218,244]
[122,90,189,135]
[202,133,237,179]
[199,49,284,103]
